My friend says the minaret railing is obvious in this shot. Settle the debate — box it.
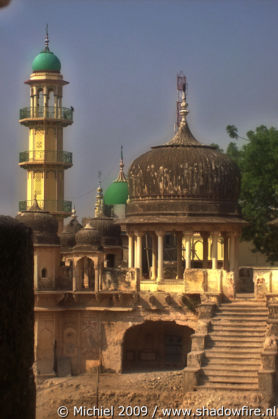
[19,150,72,164]
[19,200,72,213]
[19,106,73,122]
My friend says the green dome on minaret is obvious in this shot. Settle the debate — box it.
[32,26,61,72]
[104,146,129,205]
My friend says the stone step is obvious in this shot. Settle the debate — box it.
[219,305,267,311]
[210,330,266,337]
[207,342,263,350]
[208,335,264,343]
[203,361,260,369]
[211,317,267,324]
[202,367,258,377]
[213,312,268,322]
[197,383,259,391]
[235,293,255,299]
[204,349,261,359]
[201,374,258,384]
[211,323,266,331]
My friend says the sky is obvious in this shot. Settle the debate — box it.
[1,0,278,219]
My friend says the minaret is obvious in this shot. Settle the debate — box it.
[94,172,104,218]
[19,27,73,232]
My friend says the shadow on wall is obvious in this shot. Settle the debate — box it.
[0,216,35,419]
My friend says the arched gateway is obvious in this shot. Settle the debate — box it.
[122,321,194,372]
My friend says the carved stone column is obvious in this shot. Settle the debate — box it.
[135,232,143,277]
[201,232,209,269]
[128,234,134,268]
[151,233,157,280]
[176,231,183,279]
[230,232,236,271]
[211,232,218,269]
[156,231,164,282]
[222,232,229,271]
[72,260,77,291]
[184,232,192,269]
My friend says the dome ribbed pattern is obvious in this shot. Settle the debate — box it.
[127,124,241,218]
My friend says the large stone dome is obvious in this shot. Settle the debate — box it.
[127,123,241,220]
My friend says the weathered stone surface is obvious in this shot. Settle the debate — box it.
[0,216,35,419]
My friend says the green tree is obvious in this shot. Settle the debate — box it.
[226,125,278,262]
[226,141,241,164]
[210,143,224,153]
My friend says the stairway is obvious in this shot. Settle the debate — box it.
[198,294,268,391]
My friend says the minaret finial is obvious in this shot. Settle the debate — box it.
[94,172,104,217]
[115,145,127,182]
[44,24,49,50]
[71,206,77,219]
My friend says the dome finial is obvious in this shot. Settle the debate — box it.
[94,171,104,217]
[115,145,127,183]
[179,82,189,128]
[44,24,50,51]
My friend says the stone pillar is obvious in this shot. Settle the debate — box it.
[128,234,134,268]
[230,232,236,271]
[156,231,164,282]
[222,232,229,271]
[176,231,183,279]
[134,236,137,268]
[72,260,77,291]
[151,233,157,280]
[201,232,209,269]
[43,87,48,117]
[184,232,192,269]
[135,232,143,277]
[211,232,218,269]
[0,216,35,419]
[34,251,38,290]
[33,88,38,116]
[95,262,99,292]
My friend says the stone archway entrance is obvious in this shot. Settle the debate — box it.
[122,321,194,372]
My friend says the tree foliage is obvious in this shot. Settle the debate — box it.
[226,125,278,263]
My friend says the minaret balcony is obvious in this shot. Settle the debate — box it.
[19,200,72,214]
[19,150,73,168]
[19,106,73,126]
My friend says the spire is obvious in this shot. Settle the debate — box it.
[115,145,127,182]
[179,83,189,128]
[94,172,104,217]
[71,206,77,219]
[161,77,201,147]
[44,24,50,51]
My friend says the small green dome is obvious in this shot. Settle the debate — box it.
[104,182,128,205]
[32,48,61,72]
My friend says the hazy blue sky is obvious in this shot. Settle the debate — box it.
[1,0,278,218]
